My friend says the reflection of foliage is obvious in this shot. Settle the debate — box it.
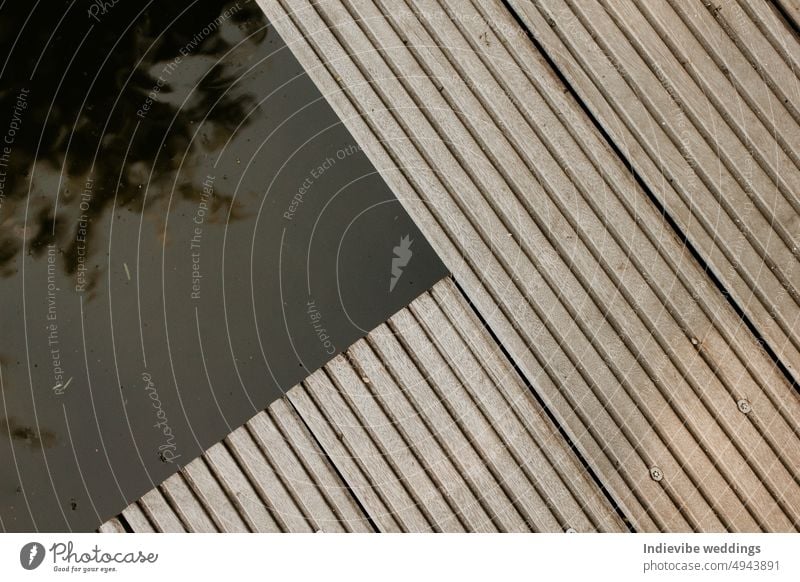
[0,0,266,279]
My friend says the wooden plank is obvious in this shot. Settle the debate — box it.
[159,473,218,533]
[302,370,435,531]
[388,307,566,532]
[226,427,314,532]
[346,338,499,532]
[287,385,404,531]
[120,503,155,533]
[181,457,250,532]
[506,0,800,381]
[260,0,800,531]
[98,518,126,534]
[138,490,185,533]
[429,280,626,532]
[268,399,375,532]
[203,443,282,532]
[323,355,466,531]
[364,322,531,532]
[771,0,800,29]
[247,411,349,532]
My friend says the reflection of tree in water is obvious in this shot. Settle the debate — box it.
[0,0,266,283]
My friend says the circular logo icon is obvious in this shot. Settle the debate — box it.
[19,542,45,570]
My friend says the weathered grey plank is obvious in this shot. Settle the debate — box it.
[286,385,404,531]
[226,426,314,532]
[203,443,282,532]
[346,338,500,532]
[302,370,435,531]
[120,503,155,533]
[159,473,219,533]
[101,0,800,533]
[428,280,626,532]
[138,490,186,533]
[181,458,250,532]
[324,355,466,532]
[258,0,800,530]
[267,399,375,532]
[506,0,800,381]
[247,411,350,532]
[98,518,126,533]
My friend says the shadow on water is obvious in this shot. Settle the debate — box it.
[0,0,266,287]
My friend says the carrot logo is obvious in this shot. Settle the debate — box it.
[389,235,413,292]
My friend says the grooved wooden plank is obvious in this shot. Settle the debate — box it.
[389,308,565,532]
[138,490,185,533]
[325,354,467,531]
[259,0,800,531]
[181,458,250,532]
[120,503,155,533]
[101,0,800,534]
[302,369,434,531]
[203,443,282,533]
[429,280,627,532]
[506,0,800,381]
[707,0,800,123]
[408,294,601,533]
[98,518,126,533]
[772,0,800,29]
[286,386,403,531]
[226,427,313,532]
[346,338,499,532]
[159,474,218,533]
[246,411,347,532]
[268,399,375,532]
[739,0,800,72]
[363,322,532,532]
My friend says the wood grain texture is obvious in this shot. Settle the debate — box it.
[254,0,800,531]
[100,0,800,533]
[506,0,800,380]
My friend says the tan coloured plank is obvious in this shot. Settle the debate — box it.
[120,503,155,533]
[226,427,314,532]
[326,353,467,531]
[286,386,404,531]
[138,490,185,533]
[268,399,375,532]
[159,473,218,533]
[261,0,800,530]
[98,518,126,533]
[302,370,435,531]
[506,0,800,379]
[429,279,627,532]
[346,338,500,532]
[247,411,348,532]
[203,442,282,532]
[181,457,250,532]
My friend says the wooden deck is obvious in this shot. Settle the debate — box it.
[101,0,800,533]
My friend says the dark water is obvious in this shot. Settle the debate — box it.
[0,0,446,531]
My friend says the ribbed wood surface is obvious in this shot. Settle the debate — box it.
[101,0,800,533]
[104,281,624,532]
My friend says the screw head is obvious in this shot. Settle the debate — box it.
[650,467,663,482]
[737,399,752,414]
[565,527,577,533]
